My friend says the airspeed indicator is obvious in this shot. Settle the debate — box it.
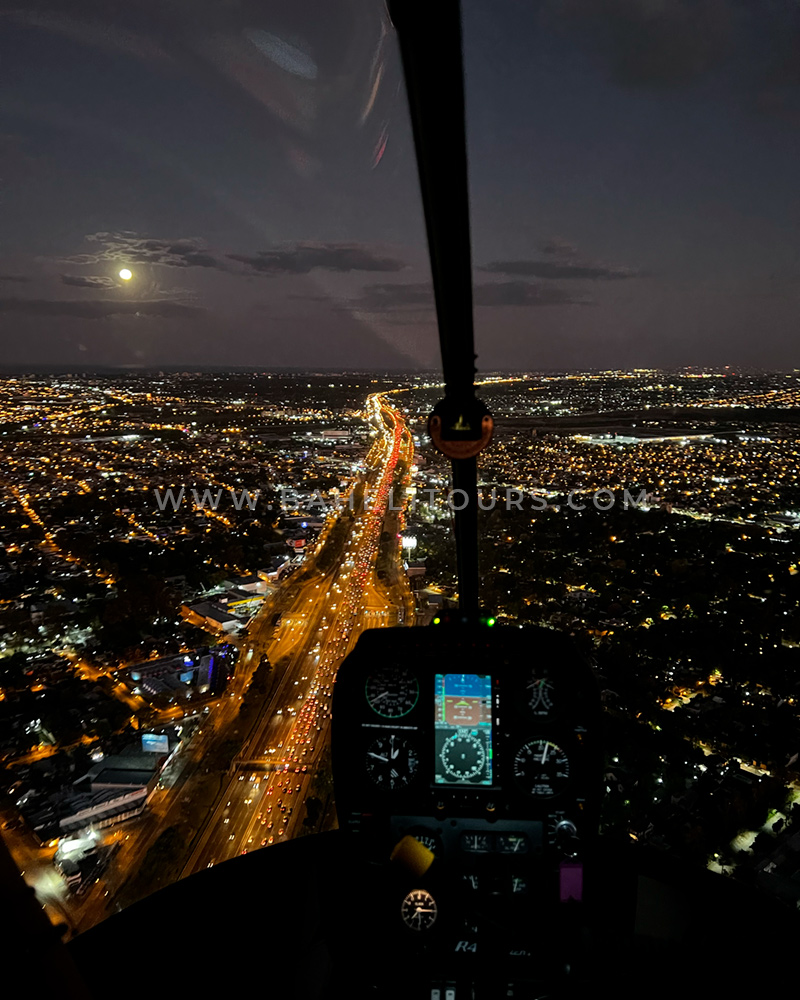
[365,667,419,718]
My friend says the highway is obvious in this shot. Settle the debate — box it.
[181,393,414,872]
[6,393,414,935]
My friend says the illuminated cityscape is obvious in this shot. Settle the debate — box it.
[2,367,800,931]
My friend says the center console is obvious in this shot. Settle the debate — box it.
[331,622,604,998]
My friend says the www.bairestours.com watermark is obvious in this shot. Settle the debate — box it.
[152,486,661,514]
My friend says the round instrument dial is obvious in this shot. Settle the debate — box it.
[365,667,419,718]
[401,889,438,931]
[365,734,419,790]
[440,732,486,781]
[408,828,442,857]
[461,831,492,853]
[513,739,570,797]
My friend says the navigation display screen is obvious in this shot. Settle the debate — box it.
[434,673,493,786]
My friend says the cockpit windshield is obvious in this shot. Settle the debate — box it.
[0,0,432,368]
[3,0,800,952]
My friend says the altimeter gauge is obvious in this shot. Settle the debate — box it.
[365,734,419,790]
[365,667,420,718]
[513,739,570,797]
[401,889,438,931]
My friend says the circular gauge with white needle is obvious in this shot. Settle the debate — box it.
[401,889,438,931]
[513,739,570,797]
[365,734,419,789]
[365,667,419,718]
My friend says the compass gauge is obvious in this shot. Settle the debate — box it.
[440,731,486,781]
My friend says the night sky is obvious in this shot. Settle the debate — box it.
[1,0,799,372]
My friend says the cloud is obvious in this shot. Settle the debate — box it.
[345,280,592,311]
[0,274,30,283]
[0,298,202,319]
[60,232,224,270]
[546,0,734,89]
[60,274,117,288]
[347,282,435,310]
[473,281,593,306]
[479,259,645,280]
[227,243,406,274]
[57,233,406,277]
[480,239,648,281]
[540,239,579,258]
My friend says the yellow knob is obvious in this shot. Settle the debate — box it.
[389,835,435,878]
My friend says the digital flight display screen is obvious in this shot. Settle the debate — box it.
[434,673,493,786]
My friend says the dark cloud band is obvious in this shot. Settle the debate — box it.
[0,297,202,318]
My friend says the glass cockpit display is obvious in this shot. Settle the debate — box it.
[434,673,493,786]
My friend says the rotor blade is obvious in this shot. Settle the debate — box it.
[388,0,476,399]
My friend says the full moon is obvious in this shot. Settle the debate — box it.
[119,268,132,280]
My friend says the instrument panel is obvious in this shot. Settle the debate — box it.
[330,624,604,992]
[332,625,602,847]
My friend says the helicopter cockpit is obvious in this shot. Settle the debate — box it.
[4,2,800,998]
[56,623,800,999]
